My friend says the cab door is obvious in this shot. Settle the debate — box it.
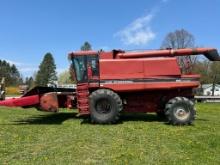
[87,54,100,86]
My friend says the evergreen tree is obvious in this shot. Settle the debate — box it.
[25,76,35,88]
[0,60,22,86]
[80,41,92,51]
[11,64,21,84]
[35,53,57,86]
[28,77,35,88]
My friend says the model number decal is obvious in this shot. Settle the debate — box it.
[104,80,133,84]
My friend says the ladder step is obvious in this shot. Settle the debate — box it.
[78,99,89,104]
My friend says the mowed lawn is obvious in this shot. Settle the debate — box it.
[0,103,219,165]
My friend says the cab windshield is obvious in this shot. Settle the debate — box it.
[72,56,87,83]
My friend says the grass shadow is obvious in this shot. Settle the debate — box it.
[80,113,166,125]
[12,112,81,125]
[121,113,166,123]
[196,118,209,121]
[9,112,167,125]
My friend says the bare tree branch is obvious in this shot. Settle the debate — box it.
[161,29,196,73]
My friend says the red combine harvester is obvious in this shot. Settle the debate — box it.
[69,48,220,125]
[0,48,219,125]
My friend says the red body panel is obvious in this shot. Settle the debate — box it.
[100,58,181,80]
[100,81,199,92]
[99,57,200,92]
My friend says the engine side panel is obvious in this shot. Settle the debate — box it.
[99,57,199,92]
[99,58,181,80]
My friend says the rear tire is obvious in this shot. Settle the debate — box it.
[165,97,196,125]
[89,89,123,124]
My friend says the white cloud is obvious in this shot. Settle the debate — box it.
[5,59,37,76]
[19,67,38,73]
[5,59,68,77]
[115,14,156,46]
[5,59,22,66]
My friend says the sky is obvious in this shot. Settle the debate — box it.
[0,0,220,77]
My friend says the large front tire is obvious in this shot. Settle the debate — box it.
[89,89,123,124]
[165,97,196,125]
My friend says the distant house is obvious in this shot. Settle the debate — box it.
[202,84,220,96]
[18,85,29,94]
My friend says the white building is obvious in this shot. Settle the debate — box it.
[202,84,220,96]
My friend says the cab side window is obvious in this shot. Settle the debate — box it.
[87,55,99,76]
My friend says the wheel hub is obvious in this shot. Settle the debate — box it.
[174,107,190,120]
[96,99,112,114]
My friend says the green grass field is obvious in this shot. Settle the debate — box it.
[0,103,219,165]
